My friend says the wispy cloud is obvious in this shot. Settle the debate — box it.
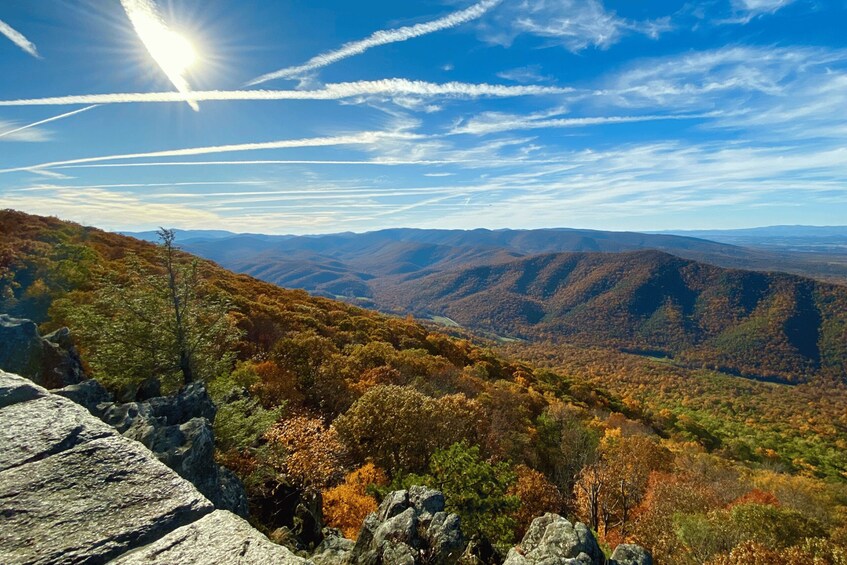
[28,169,73,180]
[0,105,98,140]
[480,0,671,52]
[247,0,501,85]
[727,0,796,23]
[120,0,198,110]
[0,119,50,142]
[0,79,573,107]
[496,65,553,84]
[0,131,422,174]
[0,186,222,230]
[0,19,40,58]
[596,45,847,141]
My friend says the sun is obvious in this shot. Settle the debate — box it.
[121,0,200,110]
[149,28,197,76]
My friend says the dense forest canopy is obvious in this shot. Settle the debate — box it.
[3,209,847,564]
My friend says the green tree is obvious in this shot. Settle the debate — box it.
[59,229,241,391]
[402,442,519,547]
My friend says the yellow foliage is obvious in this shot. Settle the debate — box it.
[322,464,388,539]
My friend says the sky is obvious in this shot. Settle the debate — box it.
[0,0,845,234]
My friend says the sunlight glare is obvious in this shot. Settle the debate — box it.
[121,0,200,111]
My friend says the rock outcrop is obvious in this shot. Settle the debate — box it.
[55,379,249,517]
[349,486,466,565]
[504,513,604,565]
[112,510,310,564]
[0,315,84,388]
[0,370,307,564]
[504,513,653,565]
[311,529,355,565]
[610,544,653,565]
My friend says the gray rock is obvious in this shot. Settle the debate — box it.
[311,529,355,565]
[144,381,217,425]
[426,512,465,564]
[351,513,381,562]
[0,369,47,408]
[134,376,161,401]
[0,394,114,472]
[53,379,113,417]
[76,380,248,517]
[374,507,418,548]
[461,536,500,565]
[351,487,465,565]
[43,327,85,383]
[409,484,445,519]
[99,400,154,433]
[217,466,251,519]
[111,509,310,564]
[610,544,653,565]
[0,434,213,564]
[379,540,418,564]
[503,514,603,565]
[0,316,84,388]
[378,489,410,521]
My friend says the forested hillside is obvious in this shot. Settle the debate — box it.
[377,250,847,383]
[143,227,847,304]
[3,210,847,564]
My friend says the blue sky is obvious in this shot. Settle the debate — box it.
[0,0,845,234]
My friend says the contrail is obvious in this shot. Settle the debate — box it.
[452,113,713,135]
[0,105,98,139]
[120,0,198,110]
[0,131,421,174]
[0,79,572,107]
[50,159,477,170]
[246,0,502,86]
[12,180,268,192]
[0,19,40,58]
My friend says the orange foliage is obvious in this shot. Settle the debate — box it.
[265,415,348,491]
[350,365,403,394]
[729,488,780,508]
[509,464,564,538]
[322,464,388,539]
[250,361,305,407]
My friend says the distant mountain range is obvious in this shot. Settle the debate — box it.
[121,226,847,382]
[661,225,847,254]
[124,225,847,291]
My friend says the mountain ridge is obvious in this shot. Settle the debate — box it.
[374,249,847,383]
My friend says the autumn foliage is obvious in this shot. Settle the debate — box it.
[3,210,847,562]
[264,415,348,492]
[322,464,388,539]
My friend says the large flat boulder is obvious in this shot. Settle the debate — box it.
[0,370,47,408]
[112,510,311,564]
[0,394,115,472]
[0,435,213,565]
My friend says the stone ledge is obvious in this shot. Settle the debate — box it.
[0,434,214,565]
[0,394,116,472]
[0,370,47,408]
[111,510,311,564]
